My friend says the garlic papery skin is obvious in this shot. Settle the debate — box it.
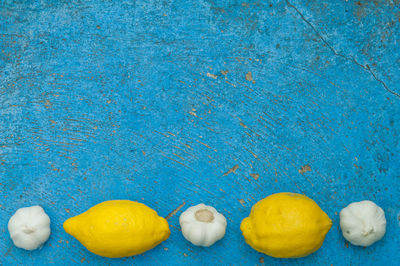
[339,200,386,247]
[8,206,51,250]
[179,203,227,247]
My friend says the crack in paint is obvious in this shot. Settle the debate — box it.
[285,0,400,98]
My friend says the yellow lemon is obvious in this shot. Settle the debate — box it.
[240,192,332,258]
[63,200,170,258]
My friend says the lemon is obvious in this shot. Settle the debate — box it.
[63,200,170,258]
[240,192,332,258]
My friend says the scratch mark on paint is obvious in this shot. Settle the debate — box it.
[250,173,259,180]
[237,117,260,137]
[238,199,245,206]
[206,73,218,79]
[225,80,237,87]
[195,139,216,151]
[189,111,198,117]
[173,153,185,161]
[262,112,281,125]
[239,121,248,129]
[243,147,259,159]
[223,165,239,176]
[157,151,196,172]
[166,202,186,220]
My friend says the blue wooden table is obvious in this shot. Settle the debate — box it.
[1,0,399,265]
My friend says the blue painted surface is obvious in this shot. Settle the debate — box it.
[1,0,399,265]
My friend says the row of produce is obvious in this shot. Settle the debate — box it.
[8,192,386,259]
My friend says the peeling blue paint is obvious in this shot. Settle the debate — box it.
[1,0,399,265]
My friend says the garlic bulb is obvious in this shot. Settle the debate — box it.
[8,206,51,250]
[179,203,227,247]
[339,200,386,247]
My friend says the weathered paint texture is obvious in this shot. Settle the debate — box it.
[1,0,399,265]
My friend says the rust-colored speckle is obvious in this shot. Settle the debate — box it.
[80,258,86,263]
[250,173,259,180]
[259,257,264,263]
[64,208,70,213]
[245,72,251,80]
[238,199,245,206]
[164,247,169,251]
[298,164,311,174]
[44,100,51,108]
[183,253,188,257]
[245,72,255,83]
[3,247,12,257]
[355,1,366,20]
[221,70,228,75]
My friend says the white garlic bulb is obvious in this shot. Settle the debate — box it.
[339,200,386,247]
[179,203,227,247]
[8,206,51,250]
